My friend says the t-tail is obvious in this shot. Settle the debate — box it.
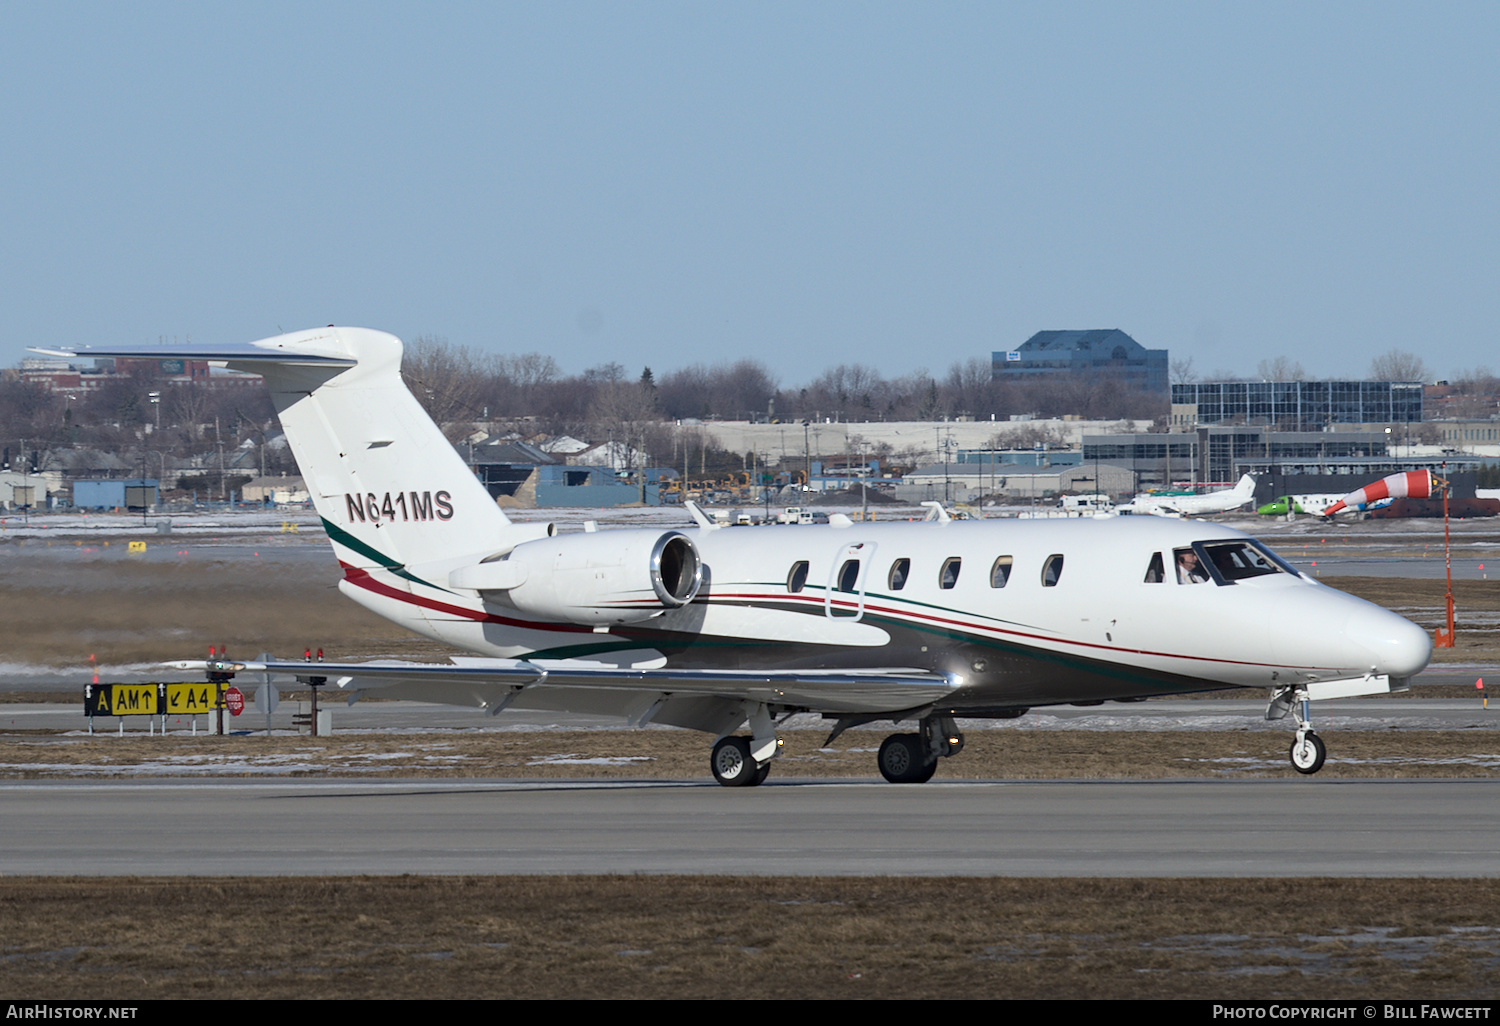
[35,326,527,581]
[249,327,515,575]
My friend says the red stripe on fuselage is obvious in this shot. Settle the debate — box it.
[339,563,594,635]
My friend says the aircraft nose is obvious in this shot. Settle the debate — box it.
[1343,605,1432,680]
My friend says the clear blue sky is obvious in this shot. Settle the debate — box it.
[2,2,1495,382]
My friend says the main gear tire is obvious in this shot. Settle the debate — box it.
[878,733,937,784]
[711,736,763,787]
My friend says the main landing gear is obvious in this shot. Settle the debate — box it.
[877,716,963,784]
[877,734,936,783]
[711,710,967,787]
[1269,686,1328,775]
[711,736,772,787]
[709,703,781,787]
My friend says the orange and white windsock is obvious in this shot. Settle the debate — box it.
[1323,469,1435,516]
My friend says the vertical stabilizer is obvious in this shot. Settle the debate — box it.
[32,327,516,574]
[222,327,511,572]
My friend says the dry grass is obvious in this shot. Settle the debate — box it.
[0,548,446,667]
[2,876,1498,999]
[0,727,1495,780]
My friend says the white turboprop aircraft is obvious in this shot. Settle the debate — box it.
[39,329,1431,784]
[1119,474,1259,516]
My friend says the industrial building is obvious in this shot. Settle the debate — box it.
[73,478,159,511]
[894,462,1134,504]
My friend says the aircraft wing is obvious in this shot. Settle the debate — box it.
[170,658,963,716]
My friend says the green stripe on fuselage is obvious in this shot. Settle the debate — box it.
[319,517,450,593]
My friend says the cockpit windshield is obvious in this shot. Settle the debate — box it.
[1197,540,1289,583]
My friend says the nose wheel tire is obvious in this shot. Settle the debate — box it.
[878,733,937,784]
[711,736,767,787]
[1290,732,1327,775]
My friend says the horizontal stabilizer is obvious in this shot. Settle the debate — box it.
[31,343,356,368]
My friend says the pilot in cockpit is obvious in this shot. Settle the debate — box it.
[1175,547,1210,584]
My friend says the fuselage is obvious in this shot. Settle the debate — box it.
[42,327,1433,738]
[336,514,1431,716]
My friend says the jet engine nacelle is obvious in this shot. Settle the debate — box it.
[449,529,703,625]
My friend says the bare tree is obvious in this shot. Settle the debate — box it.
[589,372,663,473]
[944,358,1003,419]
[499,352,560,390]
[401,335,495,430]
[1445,366,1500,419]
[1256,356,1306,381]
[988,423,1066,450]
[1369,349,1428,382]
[658,360,777,420]
[1169,356,1197,384]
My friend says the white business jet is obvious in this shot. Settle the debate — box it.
[38,329,1430,784]
[1119,474,1258,516]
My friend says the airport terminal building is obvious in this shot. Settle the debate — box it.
[1171,380,1423,431]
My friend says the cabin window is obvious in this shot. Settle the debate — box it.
[1200,541,1285,583]
[990,556,1013,588]
[888,558,910,591]
[939,557,962,589]
[787,561,810,593]
[836,559,861,593]
[1143,552,1165,583]
[1041,554,1064,587]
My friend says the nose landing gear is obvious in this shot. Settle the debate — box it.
[1269,686,1328,775]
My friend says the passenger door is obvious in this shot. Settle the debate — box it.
[825,541,876,620]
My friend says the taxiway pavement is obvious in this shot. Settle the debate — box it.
[2,777,1495,877]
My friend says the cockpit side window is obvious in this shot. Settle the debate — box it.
[1174,547,1210,584]
[1144,552,1165,583]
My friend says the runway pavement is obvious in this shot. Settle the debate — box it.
[2,776,1496,877]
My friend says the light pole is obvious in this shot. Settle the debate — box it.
[802,420,810,495]
[148,391,161,431]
